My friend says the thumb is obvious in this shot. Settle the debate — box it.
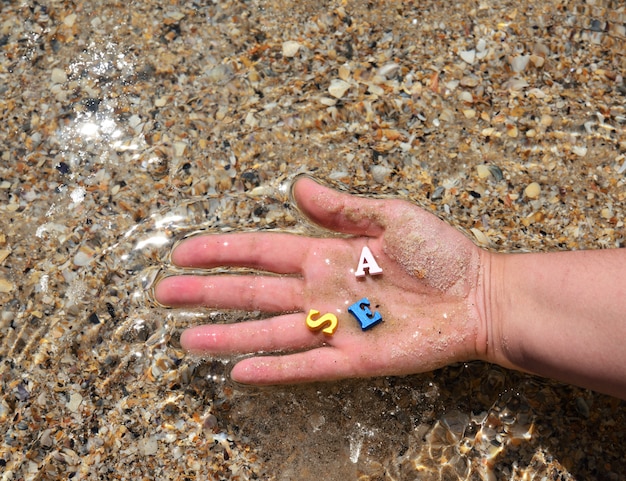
[291,175,385,237]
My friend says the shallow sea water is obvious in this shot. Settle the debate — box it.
[1,0,625,479]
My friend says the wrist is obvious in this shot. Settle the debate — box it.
[473,249,516,369]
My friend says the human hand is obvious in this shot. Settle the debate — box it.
[155,176,490,384]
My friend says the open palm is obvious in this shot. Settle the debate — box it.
[155,176,489,384]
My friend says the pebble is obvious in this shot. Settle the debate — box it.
[507,125,519,138]
[173,141,187,157]
[319,96,337,106]
[368,83,384,96]
[329,170,349,180]
[0,277,13,293]
[476,38,487,54]
[377,62,400,79]
[328,79,351,99]
[165,10,185,21]
[338,65,351,81]
[470,228,491,247]
[506,78,529,91]
[63,13,77,27]
[370,165,391,183]
[540,114,553,127]
[460,75,479,87]
[439,109,455,123]
[282,41,301,58]
[575,397,591,418]
[141,436,159,456]
[459,91,473,103]
[73,245,95,267]
[51,68,68,84]
[204,64,232,83]
[463,108,476,119]
[524,182,541,199]
[510,55,530,73]
[530,54,545,68]
[476,165,491,179]
[459,49,476,65]
[488,165,504,181]
[67,392,83,413]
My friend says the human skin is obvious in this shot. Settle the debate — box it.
[154,176,626,399]
[491,249,626,399]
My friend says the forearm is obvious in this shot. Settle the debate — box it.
[488,248,626,399]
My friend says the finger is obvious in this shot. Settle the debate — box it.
[179,313,323,355]
[230,348,358,385]
[292,175,386,237]
[170,232,312,274]
[155,274,303,312]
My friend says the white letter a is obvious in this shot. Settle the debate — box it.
[355,246,383,277]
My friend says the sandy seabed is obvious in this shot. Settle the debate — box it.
[1,0,625,479]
